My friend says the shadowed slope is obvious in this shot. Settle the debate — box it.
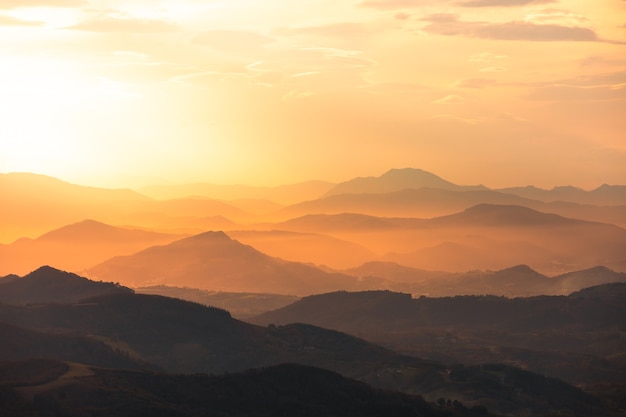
[0,266,133,305]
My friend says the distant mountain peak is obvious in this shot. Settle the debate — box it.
[323,168,486,197]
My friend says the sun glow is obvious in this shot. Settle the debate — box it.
[0,54,139,178]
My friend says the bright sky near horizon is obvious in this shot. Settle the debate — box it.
[0,0,624,189]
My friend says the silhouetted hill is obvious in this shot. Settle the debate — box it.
[498,184,626,206]
[252,287,626,386]
[0,360,500,417]
[85,231,387,295]
[0,173,151,243]
[281,188,535,219]
[0,285,610,416]
[430,204,574,226]
[344,263,626,297]
[135,285,299,319]
[324,168,487,197]
[274,205,626,274]
[0,266,133,305]
[0,322,151,370]
[382,205,626,274]
[0,220,184,276]
[344,262,449,283]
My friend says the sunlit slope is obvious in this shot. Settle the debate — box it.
[85,231,387,295]
[0,221,184,276]
[227,230,375,269]
[275,205,626,274]
[0,173,252,243]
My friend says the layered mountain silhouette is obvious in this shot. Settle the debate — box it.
[0,173,252,243]
[0,360,495,417]
[252,285,626,387]
[228,230,376,269]
[498,184,626,206]
[136,286,299,319]
[276,204,626,274]
[323,168,487,197]
[0,220,184,276]
[343,263,626,297]
[0,267,610,416]
[0,265,132,305]
[85,231,387,295]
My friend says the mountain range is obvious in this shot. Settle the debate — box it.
[0,267,614,416]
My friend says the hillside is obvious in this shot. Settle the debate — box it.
[0,265,133,305]
[0,220,184,276]
[323,168,487,197]
[252,286,626,385]
[0,360,496,417]
[135,286,299,319]
[85,231,388,295]
[0,275,611,416]
[275,205,626,274]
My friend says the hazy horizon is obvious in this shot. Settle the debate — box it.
[0,0,624,189]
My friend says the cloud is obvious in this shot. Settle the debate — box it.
[433,94,465,104]
[460,0,555,7]
[194,30,274,51]
[422,15,600,42]
[0,0,84,8]
[469,52,507,62]
[359,0,438,10]
[0,14,43,26]
[69,18,178,33]
[525,71,626,101]
[274,22,378,49]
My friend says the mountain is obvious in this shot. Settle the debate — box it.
[0,220,184,276]
[139,180,334,204]
[85,231,387,295]
[0,172,151,243]
[498,184,626,206]
[0,360,498,417]
[323,168,487,197]
[275,205,626,274]
[0,273,610,416]
[252,286,626,386]
[0,323,151,370]
[228,230,377,269]
[135,286,299,319]
[0,173,254,243]
[0,265,133,305]
[281,187,536,220]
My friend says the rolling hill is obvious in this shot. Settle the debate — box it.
[252,286,626,386]
[85,231,387,295]
[0,265,133,305]
[0,268,611,416]
[323,168,487,197]
[0,220,184,276]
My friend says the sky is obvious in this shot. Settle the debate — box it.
[0,0,624,189]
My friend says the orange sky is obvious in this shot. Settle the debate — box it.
[0,0,624,189]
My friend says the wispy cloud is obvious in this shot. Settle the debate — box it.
[422,14,600,42]
[0,0,84,8]
[460,0,555,7]
[69,17,178,33]
[194,30,274,51]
